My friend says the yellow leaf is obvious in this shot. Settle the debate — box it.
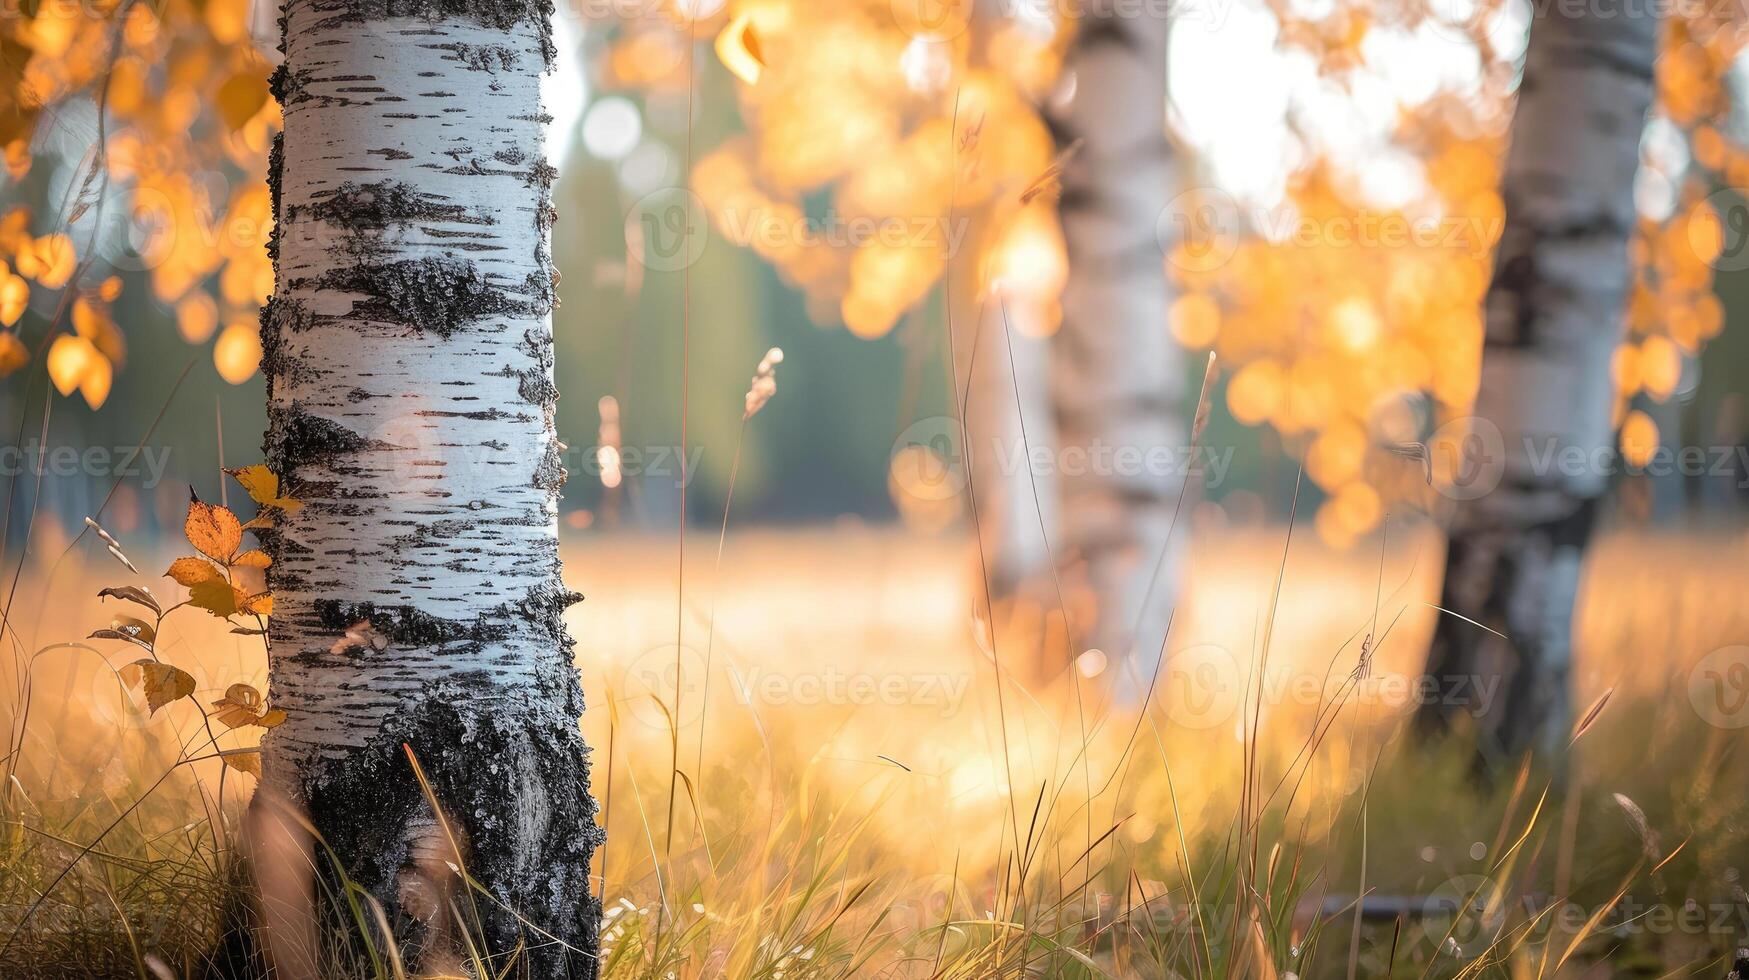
[46,334,93,397]
[715,12,765,86]
[214,324,261,384]
[216,73,267,131]
[211,683,266,728]
[189,579,238,617]
[118,659,195,714]
[185,493,242,561]
[233,549,271,569]
[0,332,25,377]
[239,592,273,616]
[78,353,111,409]
[166,556,224,587]
[241,514,275,531]
[258,708,287,729]
[176,293,218,343]
[221,750,261,778]
[228,465,278,506]
[0,273,27,327]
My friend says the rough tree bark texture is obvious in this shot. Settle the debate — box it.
[257,0,600,972]
[1046,3,1182,682]
[1417,1,1659,764]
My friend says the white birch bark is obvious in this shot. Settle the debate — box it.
[952,278,1060,615]
[946,1,1062,667]
[1047,4,1182,682]
[1419,0,1659,763]
[256,0,600,970]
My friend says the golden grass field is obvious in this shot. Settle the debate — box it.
[1,521,1747,977]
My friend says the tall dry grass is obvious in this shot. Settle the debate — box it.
[0,524,1745,977]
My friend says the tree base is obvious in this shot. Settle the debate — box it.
[240,686,601,978]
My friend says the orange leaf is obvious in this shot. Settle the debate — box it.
[220,749,261,778]
[239,592,273,616]
[189,579,238,617]
[211,683,269,728]
[166,556,224,587]
[216,73,266,131]
[118,659,195,714]
[233,549,272,569]
[228,465,278,506]
[185,493,242,562]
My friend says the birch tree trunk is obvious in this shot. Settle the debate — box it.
[952,265,1059,630]
[1046,4,1183,683]
[948,1,1061,675]
[1416,1,1659,764]
[255,0,600,971]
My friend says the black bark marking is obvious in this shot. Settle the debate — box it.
[315,598,507,646]
[309,0,556,65]
[1419,495,1600,772]
[291,686,601,978]
[268,407,375,473]
[532,439,566,492]
[293,181,493,273]
[431,41,521,72]
[312,256,526,337]
[1487,189,1634,349]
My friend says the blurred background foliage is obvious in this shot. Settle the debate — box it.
[2,0,1749,549]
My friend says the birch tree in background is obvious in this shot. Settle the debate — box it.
[953,267,1060,635]
[948,0,1061,669]
[256,0,600,970]
[1417,0,1660,762]
[1046,2,1183,680]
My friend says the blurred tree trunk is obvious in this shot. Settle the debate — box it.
[254,0,600,973]
[951,263,1060,647]
[1047,3,1183,682]
[1417,1,1659,764]
[949,1,1063,675]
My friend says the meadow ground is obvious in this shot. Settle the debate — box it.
[1,522,1746,977]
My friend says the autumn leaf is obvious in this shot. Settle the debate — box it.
[167,556,224,587]
[220,749,262,778]
[185,492,242,562]
[238,592,273,616]
[210,683,286,729]
[118,659,195,714]
[98,585,161,616]
[189,579,239,617]
[233,549,272,569]
[229,465,278,505]
[90,616,156,651]
[715,11,765,85]
[216,73,266,131]
[229,465,302,512]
